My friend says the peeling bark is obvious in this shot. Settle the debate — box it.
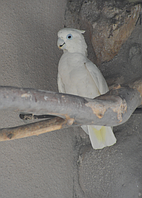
[0,78,141,141]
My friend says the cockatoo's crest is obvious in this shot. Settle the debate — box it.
[57,28,87,56]
[75,29,85,34]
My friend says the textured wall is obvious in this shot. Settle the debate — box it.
[1,1,142,198]
[0,1,77,198]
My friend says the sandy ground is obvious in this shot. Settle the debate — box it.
[0,1,142,198]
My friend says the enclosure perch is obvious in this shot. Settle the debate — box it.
[0,78,142,141]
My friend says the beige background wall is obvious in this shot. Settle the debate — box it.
[0,1,77,198]
[1,1,142,198]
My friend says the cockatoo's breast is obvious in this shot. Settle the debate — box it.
[58,52,100,98]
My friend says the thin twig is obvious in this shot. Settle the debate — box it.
[0,117,68,141]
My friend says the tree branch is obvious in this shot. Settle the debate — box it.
[0,117,68,141]
[0,78,141,141]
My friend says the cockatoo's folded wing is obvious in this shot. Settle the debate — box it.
[85,60,109,95]
[58,73,65,93]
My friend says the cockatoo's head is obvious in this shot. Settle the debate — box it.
[57,28,87,55]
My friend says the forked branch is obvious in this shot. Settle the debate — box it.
[0,78,142,141]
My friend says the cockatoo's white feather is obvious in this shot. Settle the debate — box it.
[57,28,116,149]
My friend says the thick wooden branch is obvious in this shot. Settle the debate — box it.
[0,84,141,126]
[0,78,141,141]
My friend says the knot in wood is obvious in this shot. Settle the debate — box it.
[85,96,127,122]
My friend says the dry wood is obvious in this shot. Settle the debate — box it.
[0,78,141,141]
[0,117,66,141]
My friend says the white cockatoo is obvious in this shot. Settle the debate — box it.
[57,28,116,149]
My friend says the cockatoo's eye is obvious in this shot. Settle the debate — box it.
[66,34,73,40]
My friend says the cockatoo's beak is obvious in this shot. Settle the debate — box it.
[57,38,65,49]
